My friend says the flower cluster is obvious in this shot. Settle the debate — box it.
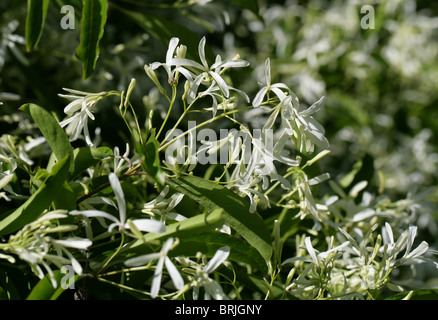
[0,210,91,288]
[1,29,436,301]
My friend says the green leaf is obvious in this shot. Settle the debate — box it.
[121,209,267,272]
[75,0,108,79]
[0,155,70,236]
[173,232,268,273]
[121,209,224,253]
[20,103,74,173]
[137,130,165,187]
[72,146,112,177]
[168,175,273,263]
[0,265,32,300]
[53,182,77,211]
[26,269,80,300]
[25,0,50,52]
[386,289,438,300]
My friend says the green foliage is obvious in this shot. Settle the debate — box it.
[0,155,70,235]
[20,103,74,172]
[1,0,437,302]
[75,0,108,79]
[26,269,79,300]
[25,0,49,52]
[168,175,272,263]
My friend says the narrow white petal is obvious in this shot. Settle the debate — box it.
[170,57,204,70]
[264,58,271,86]
[305,237,319,265]
[127,219,166,234]
[151,257,165,298]
[165,257,184,290]
[270,87,288,101]
[383,222,394,245]
[83,118,94,147]
[198,37,208,69]
[348,181,368,198]
[252,87,268,107]
[210,71,229,98]
[204,278,228,300]
[404,241,429,260]
[109,173,126,224]
[70,257,83,276]
[203,246,230,274]
[69,210,120,224]
[166,37,179,63]
[405,226,418,256]
[174,66,194,82]
[263,105,281,131]
[308,173,331,186]
[211,59,249,69]
[299,96,326,116]
[124,253,161,267]
[52,237,92,249]
[59,113,79,128]
[63,99,83,114]
[161,237,174,254]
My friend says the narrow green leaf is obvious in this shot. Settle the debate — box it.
[121,209,224,253]
[20,103,74,173]
[25,0,50,52]
[26,269,80,300]
[0,155,70,236]
[75,0,108,79]
[121,209,266,272]
[168,175,273,262]
[53,182,77,211]
[0,266,29,300]
[386,289,438,300]
[72,146,112,177]
[172,232,268,273]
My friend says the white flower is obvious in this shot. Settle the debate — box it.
[295,173,330,221]
[142,185,186,222]
[124,237,184,298]
[59,88,108,146]
[252,58,295,108]
[170,37,249,99]
[70,173,166,236]
[283,236,349,267]
[4,210,92,288]
[191,246,230,300]
[381,222,429,267]
[198,82,248,118]
[252,58,329,153]
[289,96,330,153]
[229,173,269,213]
[149,37,195,85]
[282,236,349,296]
[0,173,14,201]
[50,237,92,275]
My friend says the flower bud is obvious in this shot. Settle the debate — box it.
[144,65,166,95]
[176,45,187,59]
[182,80,191,101]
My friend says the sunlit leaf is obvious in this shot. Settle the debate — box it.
[168,175,273,263]
[25,0,50,52]
[75,0,108,79]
